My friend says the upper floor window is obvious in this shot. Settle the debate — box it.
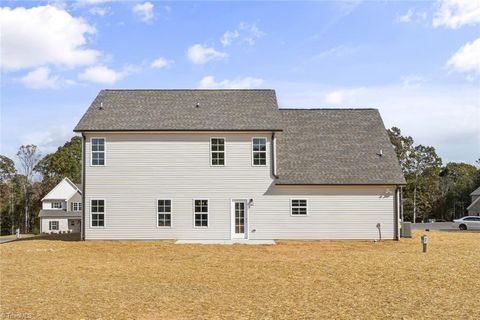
[210,138,225,166]
[91,199,105,227]
[49,221,59,230]
[91,138,105,166]
[252,138,267,166]
[52,202,62,209]
[291,199,308,216]
[157,200,172,227]
[194,199,208,227]
[71,202,82,211]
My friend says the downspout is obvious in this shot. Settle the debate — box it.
[81,133,86,241]
[271,132,279,179]
[394,186,400,240]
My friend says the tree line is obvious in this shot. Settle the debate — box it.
[1,129,479,234]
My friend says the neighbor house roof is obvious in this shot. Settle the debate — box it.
[38,210,82,218]
[275,109,406,185]
[74,89,282,132]
[41,177,82,201]
[470,186,480,196]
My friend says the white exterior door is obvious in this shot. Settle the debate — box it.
[231,200,248,239]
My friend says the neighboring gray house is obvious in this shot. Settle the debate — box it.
[39,177,82,233]
[467,186,480,216]
[74,89,405,241]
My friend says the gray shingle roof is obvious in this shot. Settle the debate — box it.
[276,109,406,185]
[38,210,82,218]
[471,186,480,196]
[74,89,406,185]
[74,89,282,132]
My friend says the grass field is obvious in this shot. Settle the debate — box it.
[1,231,479,320]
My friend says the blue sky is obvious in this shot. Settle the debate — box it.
[1,0,479,165]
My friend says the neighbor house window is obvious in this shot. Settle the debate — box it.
[194,199,208,227]
[291,199,308,216]
[252,138,267,166]
[210,138,225,166]
[157,200,172,227]
[49,221,59,230]
[91,138,105,166]
[71,202,82,211]
[52,202,62,209]
[91,200,105,227]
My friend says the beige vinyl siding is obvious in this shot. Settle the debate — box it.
[84,132,396,240]
[67,192,82,212]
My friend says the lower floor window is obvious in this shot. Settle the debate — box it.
[49,221,59,230]
[194,199,208,227]
[157,200,172,227]
[91,199,105,227]
[291,199,308,215]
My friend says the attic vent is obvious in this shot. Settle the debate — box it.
[195,102,200,108]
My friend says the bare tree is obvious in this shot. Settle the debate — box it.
[16,145,41,233]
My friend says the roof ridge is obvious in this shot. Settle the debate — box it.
[279,108,379,110]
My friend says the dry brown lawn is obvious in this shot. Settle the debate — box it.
[1,231,479,320]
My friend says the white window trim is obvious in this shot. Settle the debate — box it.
[210,137,226,167]
[193,198,209,228]
[51,202,62,209]
[90,198,106,228]
[90,137,106,167]
[71,202,82,211]
[290,198,309,216]
[251,137,267,167]
[49,221,59,230]
[156,199,173,228]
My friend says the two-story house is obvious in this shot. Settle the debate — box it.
[467,186,480,216]
[39,177,82,233]
[74,89,405,241]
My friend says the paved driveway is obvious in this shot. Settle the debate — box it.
[0,234,36,244]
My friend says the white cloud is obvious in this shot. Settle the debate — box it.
[133,2,154,23]
[186,44,228,64]
[199,76,264,89]
[77,65,138,84]
[151,57,174,69]
[325,91,346,105]
[22,126,77,156]
[89,6,111,16]
[220,30,240,47]
[275,81,480,163]
[220,22,266,47]
[20,67,72,89]
[433,0,480,29]
[401,75,427,88]
[396,9,414,23]
[0,5,99,71]
[447,37,480,75]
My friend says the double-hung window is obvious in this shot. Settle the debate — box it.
[291,199,308,216]
[71,202,82,211]
[252,138,267,166]
[157,200,172,227]
[91,138,105,166]
[194,199,208,227]
[91,200,105,227]
[52,202,62,209]
[210,138,225,166]
[49,221,59,230]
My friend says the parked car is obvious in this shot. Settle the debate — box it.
[453,216,480,230]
